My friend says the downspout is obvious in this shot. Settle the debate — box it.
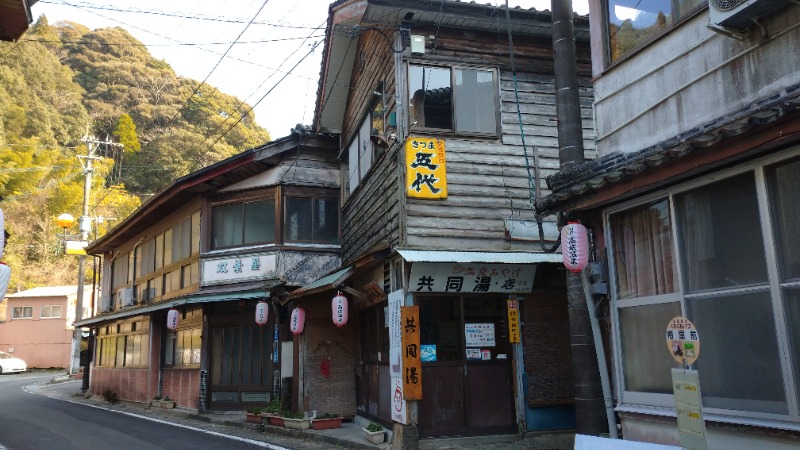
[550,0,612,437]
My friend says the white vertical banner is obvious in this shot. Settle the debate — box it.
[388,290,407,424]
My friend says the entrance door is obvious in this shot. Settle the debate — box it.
[418,296,516,437]
[208,315,274,410]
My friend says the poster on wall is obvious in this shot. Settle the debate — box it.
[465,323,496,347]
[421,344,437,362]
[391,377,408,424]
[388,290,403,378]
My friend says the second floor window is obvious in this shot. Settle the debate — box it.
[408,64,497,135]
[212,199,275,249]
[285,197,339,244]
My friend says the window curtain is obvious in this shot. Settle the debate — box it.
[610,199,675,299]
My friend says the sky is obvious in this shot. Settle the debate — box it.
[31,0,589,140]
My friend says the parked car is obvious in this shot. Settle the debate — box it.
[0,351,26,374]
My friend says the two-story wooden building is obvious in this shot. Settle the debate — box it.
[538,1,800,449]
[283,0,595,447]
[76,133,340,411]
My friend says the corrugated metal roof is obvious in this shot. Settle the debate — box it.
[286,267,352,300]
[6,285,91,298]
[396,249,562,264]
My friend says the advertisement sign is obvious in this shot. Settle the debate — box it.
[666,316,700,366]
[388,290,403,378]
[507,299,520,343]
[410,262,536,294]
[465,323,495,347]
[421,344,437,362]
[405,137,447,199]
[202,252,277,285]
[391,377,408,424]
[401,306,422,400]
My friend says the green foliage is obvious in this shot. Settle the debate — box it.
[247,407,262,415]
[316,412,340,419]
[263,399,282,414]
[280,411,305,419]
[366,422,383,432]
[114,114,140,153]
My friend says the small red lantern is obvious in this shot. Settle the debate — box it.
[561,221,589,273]
[290,306,306,334]
[332,292,348,327]
[167,308,179,331]
[255,300,269,327]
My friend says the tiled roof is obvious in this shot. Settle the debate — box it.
[536,82,800,216]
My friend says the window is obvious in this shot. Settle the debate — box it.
[41,305,62,319]
[607,0,704,62]
[212,199,275,249]
[607,151,800,419]
[96,319,150,368]
[285,197,339,244]
[165,307,202,367]
[408,64,497,135]
[12,306,32,319]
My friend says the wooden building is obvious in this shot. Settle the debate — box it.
[284,1,595,447]
[77,133,340,411]
[538,1,800,448]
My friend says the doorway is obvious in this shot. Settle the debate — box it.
[417,296,516,437]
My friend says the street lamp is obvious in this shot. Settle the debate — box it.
[57,213,75,241]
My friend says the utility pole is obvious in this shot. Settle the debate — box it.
[70,134,122,386]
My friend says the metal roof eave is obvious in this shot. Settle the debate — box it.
[395,248,563,264]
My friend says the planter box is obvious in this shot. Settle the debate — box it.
[282,417,310,430]
[364,428,385,445]
[267,415,285,427]
[310,417,343,430]
[246,413,262,424]
[160,401,175,409]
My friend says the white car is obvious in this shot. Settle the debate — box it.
[0,351,26,374]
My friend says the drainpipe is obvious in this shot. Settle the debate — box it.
[551,0,610,437]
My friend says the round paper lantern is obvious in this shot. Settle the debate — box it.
[167,308,179,331]
[255,300,269,326]
[332,293,348,327]
[290,306,306,334]
[561,222,589,273]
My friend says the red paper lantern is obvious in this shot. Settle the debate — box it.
[332,293,348,327]
[167,308,179,331]
[255,300,269,326]
[561,222,589,273]
[290,306,306,334]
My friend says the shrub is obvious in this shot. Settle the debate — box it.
[281,410,305,419]
[366,422,383,432]
[317,412,340,419]
[263,399,281,414]
[247,407,262,414]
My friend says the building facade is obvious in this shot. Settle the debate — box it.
[538,1,800,449]
[0,286,90,369]
[78,134,340,411]
[283,0,596,446]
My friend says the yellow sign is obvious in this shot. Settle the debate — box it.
[507,300,520,343]
[64,240,88,255]
[401,306,422,400]
[666,316,700,366]
[405,137,447,199]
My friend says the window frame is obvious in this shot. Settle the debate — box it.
[209,189,277,251]
[164,306,202,368]
[40,305,62,319]
[406,62,500,137]
[12,306,33,319]
[605,145,800,422]
[96,319,150,368]
[283,194,340,245]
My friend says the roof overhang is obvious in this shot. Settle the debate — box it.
[396,248,562,264]
[74,288,267,327]
[314,0,589,133]
[0,0,35,42]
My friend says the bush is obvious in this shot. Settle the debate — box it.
[317,412,340,419]
[263,399,281,414]
[366,422,382,432]
[247,407,262,414]
[281,410,305,419]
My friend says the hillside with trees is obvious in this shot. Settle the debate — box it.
[0,16,272,291]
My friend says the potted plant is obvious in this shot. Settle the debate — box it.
[260,399,281,418]
[310,412,343,430]
[363,422,384,445]
[246,407,263,424]
[160,396,175,409]
[281,411,310,430]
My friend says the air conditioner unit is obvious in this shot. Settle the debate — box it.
[116,287,135,308]
[708,0,794,32]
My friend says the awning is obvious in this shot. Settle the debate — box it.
[395,249,562,264]
[73,289,267,327]
[285,267,352,302]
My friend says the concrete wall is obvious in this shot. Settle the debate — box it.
[593,8,800,156]
[0,296,74,369]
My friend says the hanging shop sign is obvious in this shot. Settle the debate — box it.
[507,300,520,344]
[290,306,306,334]
[409,262,536,293]
[332,292,349,327]
[401,306,422,400]
[666,316,701,366]
[561,222,589,273]
[405,137,447,199]
[201,252,277,286]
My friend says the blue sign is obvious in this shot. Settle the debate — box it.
[421,344,437,362]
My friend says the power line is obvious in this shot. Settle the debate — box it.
[20,35,325,47]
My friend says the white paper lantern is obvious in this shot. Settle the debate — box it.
[561,222,589,273]
[290,306,306,334]
[167,308,179,331]
[255,300,269,326]
[332,293,348,327]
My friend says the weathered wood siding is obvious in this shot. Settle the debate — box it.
[592,8,800,156]
[340,28,402,264]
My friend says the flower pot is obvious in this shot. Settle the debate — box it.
[246,413,262,424]
[363,428,384,445]
[282,417,310,430]
[160,400,175,409]
[267,415,285,427]
[310,417,343,430]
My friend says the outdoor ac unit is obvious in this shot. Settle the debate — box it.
[116,287,135,308]
[708,0,794,31]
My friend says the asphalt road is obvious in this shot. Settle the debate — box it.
[0,371,290,450]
